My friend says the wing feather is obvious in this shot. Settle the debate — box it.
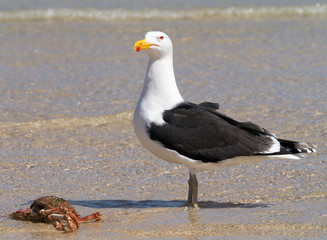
[148,102,275,162]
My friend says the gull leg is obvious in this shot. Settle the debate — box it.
[187,170,198,208]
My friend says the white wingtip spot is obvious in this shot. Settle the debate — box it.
[259,136,280,154]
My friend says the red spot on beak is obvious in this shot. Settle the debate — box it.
[136,46,141,52]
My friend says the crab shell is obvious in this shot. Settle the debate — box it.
[10,196,79,221]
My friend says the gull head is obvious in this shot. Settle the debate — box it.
[134,31,173,60]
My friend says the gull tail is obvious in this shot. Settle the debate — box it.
[278,138,317,153]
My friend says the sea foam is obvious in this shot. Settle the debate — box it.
[0,4,326,22]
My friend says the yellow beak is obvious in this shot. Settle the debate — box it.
[134,39,157,52]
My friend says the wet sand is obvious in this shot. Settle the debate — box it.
[1,18,327,239]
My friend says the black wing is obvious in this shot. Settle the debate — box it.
[148,102,278,162]
[199,101,219,110]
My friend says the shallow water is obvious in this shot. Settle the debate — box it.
[0,3,327,239]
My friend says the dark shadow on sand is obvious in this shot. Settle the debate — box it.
[68,199,268,209]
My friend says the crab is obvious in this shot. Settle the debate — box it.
[10,196,101,233]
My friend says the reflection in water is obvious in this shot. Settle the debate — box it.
[188,207,199,225]
[187,208,200,240]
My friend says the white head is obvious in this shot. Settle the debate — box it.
[134,31,173,60]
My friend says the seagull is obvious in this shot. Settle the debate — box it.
[133,31,316,208]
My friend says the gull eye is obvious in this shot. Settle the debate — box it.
[159,36,164,40]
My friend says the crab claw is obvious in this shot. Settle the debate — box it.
[64,214,78,233]
[55,220,64,231]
